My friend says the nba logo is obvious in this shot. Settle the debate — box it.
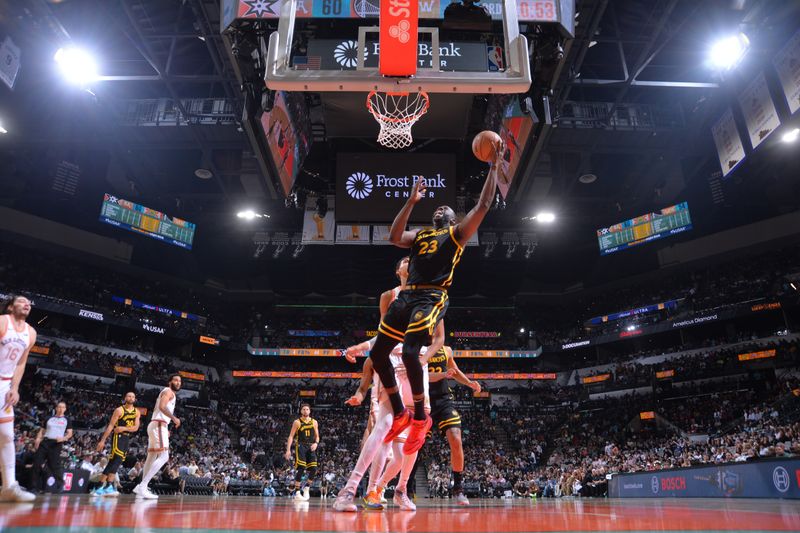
[63,472,73,492]
[488,46,503,72]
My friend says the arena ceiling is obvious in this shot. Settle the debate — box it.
[0,0,798,298]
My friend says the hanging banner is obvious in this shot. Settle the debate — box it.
[335,224,371,244]
[656,369,675,379]
[0,36,21,90]
[738,72,781,149]
[640,411,656,420]
[711,108,746,177]
[774,29,800,115]
[301,196,336,244]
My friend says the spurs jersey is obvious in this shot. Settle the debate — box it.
[151,387,176,424]
[0,315,31,378]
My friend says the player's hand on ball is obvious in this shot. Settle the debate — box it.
[491,139,505,165]
[410,178,427,204]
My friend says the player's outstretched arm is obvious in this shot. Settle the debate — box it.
[454,139,504,246]
[447,347,481,392]
[389,178,425,248]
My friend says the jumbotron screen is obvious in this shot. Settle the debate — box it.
[597,202,692,256]
[99,193,196,250]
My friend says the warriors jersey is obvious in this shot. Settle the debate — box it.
[117,405,138,430]
[407,226,464,289]
[296,418,316,445]
[427,347,451,398]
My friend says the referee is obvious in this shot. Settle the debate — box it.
[32,401,73,493]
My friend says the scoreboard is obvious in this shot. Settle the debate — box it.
[597,202,692,256]
[99,193,196,250]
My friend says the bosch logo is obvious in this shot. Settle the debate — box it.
[389,20,411,44]
[773,467,790,493]
[650,476,659,494]
[334,41,366,68]
[346,173,374,200]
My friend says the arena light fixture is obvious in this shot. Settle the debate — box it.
[237,210,270,220]
[534,212,556,223]
[54,46,98,85]
[0,121,6,134]
[781,128,799,143]
[709,33,749,70]
[519,327,526,333]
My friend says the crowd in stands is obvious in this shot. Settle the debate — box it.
[3,240,798,354]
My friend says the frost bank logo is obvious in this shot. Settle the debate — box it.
[334,41,365,68]
[346,172,374,200]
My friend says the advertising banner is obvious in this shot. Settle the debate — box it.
[581,374,610,384]
[609,459,800,499]
[336,153,456,223]
[178,370,205,381]
[302,39,492,72]
[738,349,776,362]
[114,366,133,375]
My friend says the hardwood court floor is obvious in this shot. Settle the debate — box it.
[1,495,799,532]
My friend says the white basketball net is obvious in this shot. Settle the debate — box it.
[366,91,430,149]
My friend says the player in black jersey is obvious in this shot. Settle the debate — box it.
[94,392,140,497]
[285,403,319,501]
[427,345,481,505]
[367,137,503,456]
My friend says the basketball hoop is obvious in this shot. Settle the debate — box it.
[366,91,430,149]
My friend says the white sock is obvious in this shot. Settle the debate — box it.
[377,441,404,489]
[367,442,390,493]
[344,404,393,493]
[0,421,15,489]
[139,451,169,488]
[397,450,418,492]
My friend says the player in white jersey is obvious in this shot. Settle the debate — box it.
[133,374,181,499]
[0,295,36,503]
[334,321,441,512]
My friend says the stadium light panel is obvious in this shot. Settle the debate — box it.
[535,212,556,223]
[709,33,749,70]
[0,121,6,134]
[54,46,98,85]
[781,128,799,143]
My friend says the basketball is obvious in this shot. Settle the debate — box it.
[472,130,502,162]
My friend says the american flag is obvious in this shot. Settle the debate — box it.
[294,56,321,70]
